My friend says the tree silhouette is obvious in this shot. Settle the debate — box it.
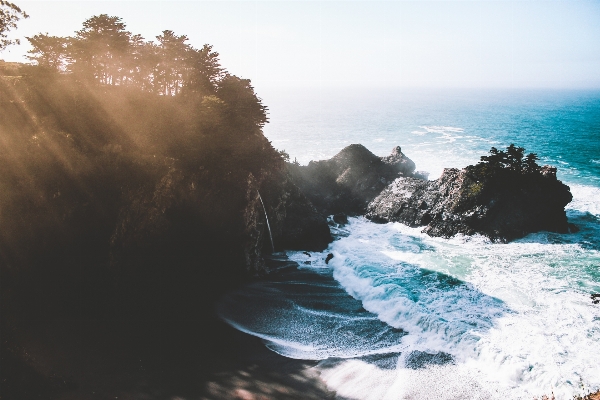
[185,44,223,95]
[477,144,540,177]
[21,12,270,132]
[479,146,507,168]
[524,152,540,174]
[71,14,132,84]
[506,144,525,172]
[0,0,28,51]
[26,33,68,70]
[217,75,268,129]
[155,30,191,95]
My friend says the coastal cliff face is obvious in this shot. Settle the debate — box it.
[288,144,418,215]
[366,165,573,241]
[110,161,331,284]
[0,68,331,321]
[1,63,334,397]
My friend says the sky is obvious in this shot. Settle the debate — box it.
[2,0,600,91]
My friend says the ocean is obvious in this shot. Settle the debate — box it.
[218,88,600,399]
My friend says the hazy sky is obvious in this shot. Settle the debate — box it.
[3,1,600,90]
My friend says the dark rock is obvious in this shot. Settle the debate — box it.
[303,251,311,257]
[413,170,430,180]
[366,165,573,242]
[288,144,418,216]
[259,170,333,253]
[381,146,417,175]
[110,162,332,303]
[332,213,348,225]
[325,253,334,264]
[592,293,600,304]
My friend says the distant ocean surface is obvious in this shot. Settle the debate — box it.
[219,88,600,399]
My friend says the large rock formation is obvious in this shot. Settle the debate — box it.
[0,66,333,322]
[366,164,573,242]
[288,144,417,215]
[110,163,332,285]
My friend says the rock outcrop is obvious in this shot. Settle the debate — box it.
[110,163,332,284]
[366,165,573,242]
[288,144,417,215]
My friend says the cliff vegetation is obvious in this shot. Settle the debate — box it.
[1,14,330,323]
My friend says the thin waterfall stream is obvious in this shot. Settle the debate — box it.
[257,190,275,253]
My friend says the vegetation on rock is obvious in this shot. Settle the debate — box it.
[366,145,573,242]
[0,13,329,325]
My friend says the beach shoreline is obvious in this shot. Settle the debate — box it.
[1,309,335,400]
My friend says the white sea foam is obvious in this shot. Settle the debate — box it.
[219,180,600,399]
[568,184,600,217]
[318,213,600,399]
[256,87,600,398]
[420,126,465,134]
[319,360,506,400]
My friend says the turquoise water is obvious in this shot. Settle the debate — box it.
[262,88,600,186]
[221,88,600,399]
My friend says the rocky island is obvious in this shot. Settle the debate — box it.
[288,143,573,242]
[365,145,574,241]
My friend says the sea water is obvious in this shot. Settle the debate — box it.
[218,88,600,399]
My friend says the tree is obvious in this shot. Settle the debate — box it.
[477,144,542,179]
[185,44,223,95]
[70,14,132,84]
[124,33,155,89]
[26,33,68,70]
[155,30,191,95]
[217,75,268,129]
[0,0,28,51]
[524,153,540,174]
[480,146,507,168]
[506,144,525,172]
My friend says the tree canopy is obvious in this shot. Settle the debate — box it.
[478,144,541,174]
[0,0,28,50]
[26,14,235,101]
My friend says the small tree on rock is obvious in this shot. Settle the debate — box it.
[524,152,540,174]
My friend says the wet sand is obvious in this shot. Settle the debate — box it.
[1,313,336,399]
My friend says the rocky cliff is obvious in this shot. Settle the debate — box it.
[366,163,573,242]
[0,68,332,321]
[288,144,419,216]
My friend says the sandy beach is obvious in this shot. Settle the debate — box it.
[1,311,335,400]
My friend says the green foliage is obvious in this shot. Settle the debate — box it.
[26,14,225,98]
[476,144,541,177]
[0,0,28,50]
[465,181,484,197]
[0,15,280,283]
[462,144,548,202]
[277,149,290,162]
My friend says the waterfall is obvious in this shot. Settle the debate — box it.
[257,190,275,253]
